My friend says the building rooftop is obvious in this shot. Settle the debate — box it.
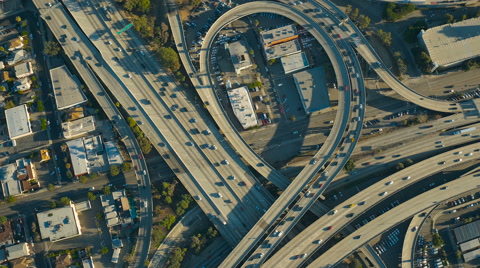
[55,254,72,268]
[51,66,87,110]
[104,141,123,166]
[227,39,252,75]
[460,238,480,253]
[61,116,96,139]
[227,86,258,129]
[453,219,480,244]
[82,257,94,268]
[66,139,89,176]
[0,163,22,197]
[463,248,480,262]
[293,67,331,114]
[74,200,92,212]
[265,39,301,60]
[281,52,309,74]
[5,104,32,139]
[0,222,14,247]
[14,62,33,79]
[261,24,298,47]
[419,17,480,68]
[83,135,109,173]
[37,204,82,242]
[40,149,50,162]
[6,50,29,66]
[5,243,29,260]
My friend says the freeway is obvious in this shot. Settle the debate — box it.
[59,0,277,250]
[401,208,434,268]
[307,171,480,267]
[263,142,480,267]
[310,0,462,113]
[167,3,293,191]
[203,2,361,266]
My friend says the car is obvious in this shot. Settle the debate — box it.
[403,176,411,180]
[386,181,394,185]
[88,187,95,191]
[466,152,473,156]
[171,93,177,98]
[210,145,217,150]
[239,181,247,186]
[216,193,222,198]
[228,175,235,180]
[346,213,355,218]
[348,204,355,208]
[292,131,299,135]
[190,118,197,123]
[455,151,462,155]
[300,253,307,258]
[439,161,446,165]
[195,195,202,200]
[138,154,143,159]
[313,239,323,244]
[221,159,229,165]
[273,230,283,237]
[310,158,317,165]
[329,210,338,215]
[327,226,334,230]
[186,141,194,146]
[455,159,462,162]
[380,192,388,196]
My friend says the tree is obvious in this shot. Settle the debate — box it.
[168,247,185,268]
[88,192,96,201]
[4,196,15,203]
[432,233,444,247]
[376,29,392,47]
[445,13,454,23]
[0,216,7,224]
[461,14,467,21]
[44,41,61,56]
[65,163,71,169]
[66,170,73,179]
[79,175,88,183]
[139,0,150,13]
[103,186,111,196]
[50,201,57,208]
[138,137,152,154]
[290,115,296,122]
[161,215,176,230]
[5,100,15,109]
[37,100,44,112]
[206,227,218,238]
[89,172,99,180]
[456,250,462,259]
[345,5,352,17]
[0,86,5,91]
[155,23,170,47]
[350,8,359,21]
[127,117,137,128]
[344,159,356,172]
[395,163,405,170]
[157,47,180,72]
[357,15,371,29]
[15,16,21,22]
[47,184,55,191]
[121,162,132,172]
[60,197,71,206]
[190,235,201,249]
[254,20,260,27]
[110,165,120,176]
[268,59,276,65]
[101,247,109,255]
[164,196,172,204]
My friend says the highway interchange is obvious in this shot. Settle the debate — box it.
[31,0,480,266]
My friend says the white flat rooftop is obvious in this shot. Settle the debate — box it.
[227,86,258,129]
[61,116,95,139]
[66,138,89,176]
[261,24,298,47]
[37,204,81,242]
[281,52,309,74]
[227,39,252,74]
[265,39,301,60]
[51,65,87,110]
[104,141,123,166]
[419,17,480,67]
[5,104,32,140]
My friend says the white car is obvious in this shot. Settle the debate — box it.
[455,159,462,162]
[386,181,394,185]
[380,192,388,196]
[455,151,462,155]
[403,176,411,180]
[313,239,323,244]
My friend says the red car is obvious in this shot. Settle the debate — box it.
[327,226,334,230]
[240,181,247,186]
[344,85,349,91]
[138,154,143,159]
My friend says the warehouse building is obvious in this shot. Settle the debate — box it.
[293,67,330,114]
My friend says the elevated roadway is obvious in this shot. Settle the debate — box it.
[61,0,277,247]
[309,0,462,113]
[263,142,480,267]
[307,171,480,267]
[401,208,435,268]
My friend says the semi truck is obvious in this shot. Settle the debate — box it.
[453,127,476,135]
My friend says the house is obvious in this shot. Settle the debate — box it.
[5,243,30,260]
[7,37,24,51]
[6,50,29,65]
[55,254,72,268]
[14,78,31,93]
[14,62,33,79]
[0,158,39,197]
[0,222,14,246]
[10,256,36,268]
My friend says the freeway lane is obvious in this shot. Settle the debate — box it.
[208,2,357,266]
[310,0,461,113]
[308,170,480,267]
[263,142,480,267]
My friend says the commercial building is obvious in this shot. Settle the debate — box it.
[226,39,252,75]
[51,66,87,110]
[100,190,133,227]
[36,203,82,242]
[0,158,38,197]
[66,139,89,177]
[453,219,480,244]
[264,39,301,60]
[13,62,33,79]
[5,243,30,260]
[418,17,480,72]
[260,24,298,47]
[227,86,258,129]
[293,67,330,114]
[104,141,124,166]
[281,52,309,74]
[61,116,96,139]
[5,104,32,140]
[82,257,94,268]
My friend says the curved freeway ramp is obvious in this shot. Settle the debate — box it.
[308,171,479,267]
[264,142,480,267]
[309,0,461,113]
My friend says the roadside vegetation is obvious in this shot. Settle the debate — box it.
[383,3,416,22]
